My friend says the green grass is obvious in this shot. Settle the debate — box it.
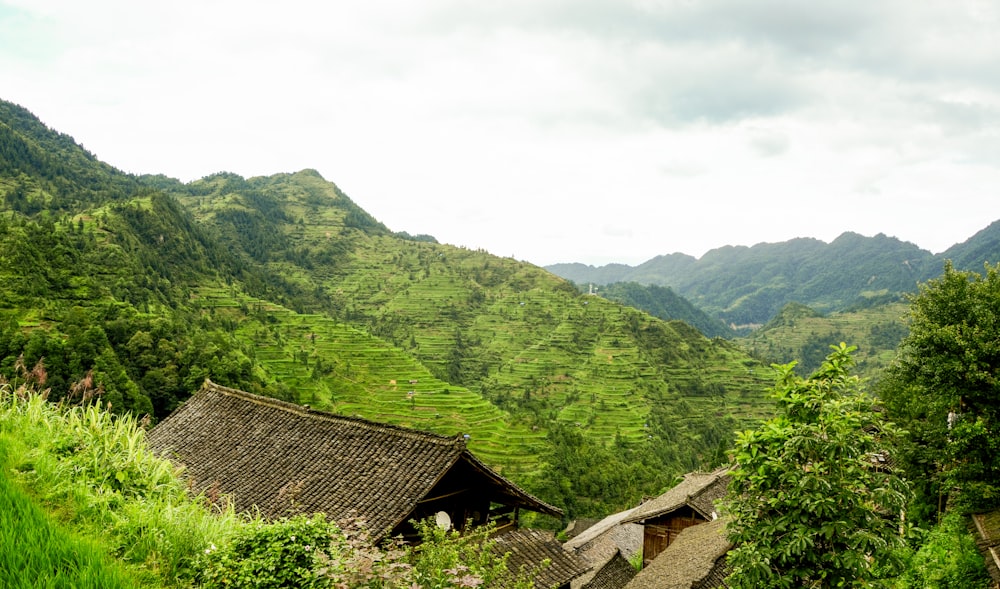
[0,386,240,587]
[0,457,142,588]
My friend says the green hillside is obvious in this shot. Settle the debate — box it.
[548,227,1000,329]
[737,301,910,380]
[0,99,773,516]
[167,170,776,481]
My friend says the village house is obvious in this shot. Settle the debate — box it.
[147,380,563,540]
[622,467,730,567]
[623,517,731,589]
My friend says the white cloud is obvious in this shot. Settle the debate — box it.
[2,0,1000,266]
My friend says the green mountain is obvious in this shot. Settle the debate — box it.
[736,301,909,380]
[0,99,773,518]
[547,229,1000,329]
[590,282,734,339]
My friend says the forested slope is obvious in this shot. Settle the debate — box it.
[549,226,1000,328]
[0,99,773,517]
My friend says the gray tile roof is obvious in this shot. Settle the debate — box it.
[624,467,730,524]
[581,550,637,589]
[492,528,591,589]
[147,380,560,536]
[972,509,1000,587]
[624,518,732,589]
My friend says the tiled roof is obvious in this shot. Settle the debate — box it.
[565,506,642,552]
[972,509,1000,587]
[492,528,591,589]
[624,467,730,524]
[147,380,559,536]
[569,534,639,589]
[581,550,637,589]
[624,518,732,589]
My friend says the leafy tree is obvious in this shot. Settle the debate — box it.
[725,344,910,588]
[879,261,1000,518]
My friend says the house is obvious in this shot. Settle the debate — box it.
[147,380,561,539]
[972,509,1000,588]
[563,506,643,589]
[578,549,638,589]
[491,528,591,589]
[623,517,731,589]
[622,467,730,566]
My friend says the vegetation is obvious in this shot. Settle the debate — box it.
[0,98,775,520]
[0,466,141,588]
[548,227,1000,329]
[725,345,910,588]
[0,373,545,589]
[588,281,734,338]
[738,301,909,380]
[880,261,1000,522]
[198,516,538,589]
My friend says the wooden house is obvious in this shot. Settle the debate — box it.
[563,506,643,589]
[623,467,730,566]
[623,517,731,589]
[147,380,561,539]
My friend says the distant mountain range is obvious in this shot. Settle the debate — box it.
[547,225,1000,328]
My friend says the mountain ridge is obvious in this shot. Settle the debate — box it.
[547,226,999,328]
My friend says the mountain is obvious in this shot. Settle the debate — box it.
[0,99,773,518]
[548,228,1000,328]
[591,282,734,339]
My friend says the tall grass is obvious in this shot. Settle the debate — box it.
[0,375,240,586]
[0,464,140,588]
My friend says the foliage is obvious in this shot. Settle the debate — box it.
[198,515,539,589]
[879,261,1000,519]
[890,512,992,589]
[0,464,142,589]
[739,301,909,383]
[198,514,334,589]
[549,226,1000,328]
[593,281,734,338]
[0,373,238,585]
[725,344,911,588]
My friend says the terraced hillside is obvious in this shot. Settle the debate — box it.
[738,301,910,380]
[0,99,776,517]
[170,171,775,480]
[191,285,546,474]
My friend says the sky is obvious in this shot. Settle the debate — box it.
[2,0,1000,267]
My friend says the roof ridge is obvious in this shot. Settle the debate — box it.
[201,379,466,448]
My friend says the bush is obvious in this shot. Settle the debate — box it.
[895,512,992,589]
[0,373,237,585]
[198,515,541,589]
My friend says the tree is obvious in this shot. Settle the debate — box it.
[879,261,1000,518]
[725,344,910,588]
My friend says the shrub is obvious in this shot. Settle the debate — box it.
[198,514,541,589]
[895,512,992,589]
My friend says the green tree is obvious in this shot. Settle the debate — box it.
[725,344,910,588]
[879,261,1000,519]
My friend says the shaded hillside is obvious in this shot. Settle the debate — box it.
[737,301,909,380]
[547,228,1000,327]
[590,282,734,338]
[0,99,774,517]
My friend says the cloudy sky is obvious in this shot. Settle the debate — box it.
[3,0,999,266]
